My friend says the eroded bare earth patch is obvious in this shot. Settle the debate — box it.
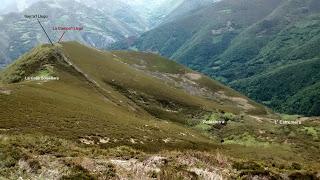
[185,73,202,80]
[215,91,255,111]
[0,86,11,95]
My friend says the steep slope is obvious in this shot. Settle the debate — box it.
[111,0,283,60]
[111,0,320,116]
[163,0,219,24]
[214,0,320,81]
[0,0,148,69]
[226,1,320,116]
[232,57,320,116]
[1,42,320,179]
[76,0,148,33]
[124,0,185,27]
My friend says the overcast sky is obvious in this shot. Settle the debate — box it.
[0,0,40,14]
[0,0,168,15]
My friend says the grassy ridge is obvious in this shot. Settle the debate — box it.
[0,43,215,152]
[62,42,268,119]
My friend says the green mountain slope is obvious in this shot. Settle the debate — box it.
[0,42,319,179]
[232,58,320,116]
[219,0,320,116]
[111,0,283,57]
[111,0,320,116]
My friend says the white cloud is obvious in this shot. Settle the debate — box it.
[0,0,42,14]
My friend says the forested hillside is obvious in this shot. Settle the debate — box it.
[111,0,320,116]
